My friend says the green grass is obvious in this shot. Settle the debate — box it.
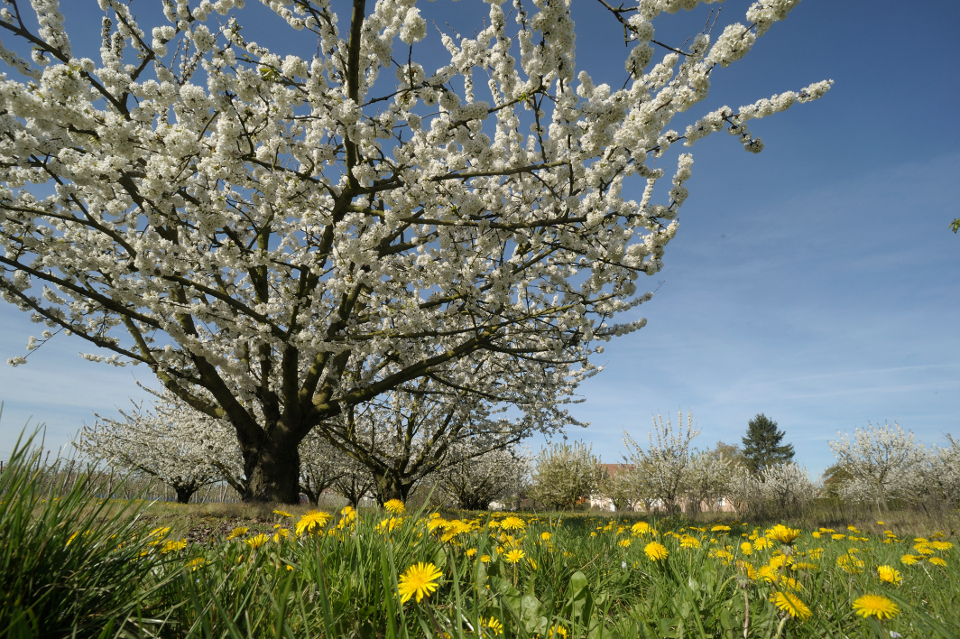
[2,437,958,638]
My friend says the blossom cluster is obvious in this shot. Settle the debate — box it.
[0,0,829,497]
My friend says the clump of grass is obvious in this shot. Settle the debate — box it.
[0,428,175,638]
[5,423,959,638]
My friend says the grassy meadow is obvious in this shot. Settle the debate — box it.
[2,442,958,638]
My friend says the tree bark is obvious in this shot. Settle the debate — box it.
[243,438,302,504]
[374,471,414,505]
[174,485,196,504]
[300,485,319,506]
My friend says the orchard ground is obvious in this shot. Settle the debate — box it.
[3,444,959,639]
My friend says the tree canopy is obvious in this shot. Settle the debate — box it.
[0,0,829,502]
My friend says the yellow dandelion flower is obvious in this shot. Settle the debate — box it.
[427,517,448,533]
[778,576,803,591]
[852,594,899,620]
[837,555,865,574]
[631,521,652,536]
[771,591,812,620]
[644,542,668,561]
[900,554,919,565]
[915,544,935,556]
[711,525,731,532]
[752,537,770,550]
[465,548,478,557]
[766,524,801,545]
[757,565,778,583]
[540,531,553,541]
[709,548,735,563]
[680,535,701,549]
[245,534,269,549]
[149,526,171,538]
[929,541,953,551]
[618,539,632,548]
[384,499,406,515]
[929,557,947,567]
[831,533,846,541]
[272,509,293,518]
[740,542,753,555]
[397,562,443,603]
[504,549,525,564]
[481,617,504,634]
[877,565,901,584]
[160,539,187,553]
[811,531,821,539]
[273,528,290,543]
[546,625,568,638]
[480,554,491,563]
[296,510,332,535]
[847,525,859,533]
[500,516,525,531]
[226,526,249,540]
[185,557,207,571]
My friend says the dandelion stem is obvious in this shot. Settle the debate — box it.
[773,615,788,639]
[743,590,750,639]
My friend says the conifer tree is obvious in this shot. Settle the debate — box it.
[741,414,795,474]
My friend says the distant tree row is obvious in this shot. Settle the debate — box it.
[525,412,811,516]
[79,391,957,517]
[76,386,528,510]
[527,415,958,517]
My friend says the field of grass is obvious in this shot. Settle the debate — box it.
[2,442,959,638]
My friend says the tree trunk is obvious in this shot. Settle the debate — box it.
[243,439,302,504]
[300,485,319,506]
[375,472,414,505]
[174,485,196,504]
[460,494,491,511]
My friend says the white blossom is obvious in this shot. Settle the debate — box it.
[828,421,928,510]
[73,387,242,503]
[529,440,605,511]
[0,0,830,503]
[622,410,700,514]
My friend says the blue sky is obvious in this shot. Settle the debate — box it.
[1,0,958,475]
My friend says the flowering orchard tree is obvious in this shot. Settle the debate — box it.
[828,421,928,512]
[0,0,830,502]
[74,388,240,503]
[321,360,576,503]
[434,441,529,511]
[529,440,604,510]
[331,453,377,507]
[298,428,348,505]
[622,410,699,514]
[728,461,817,517]
[684,445,737,513]
[921,435,960,509]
